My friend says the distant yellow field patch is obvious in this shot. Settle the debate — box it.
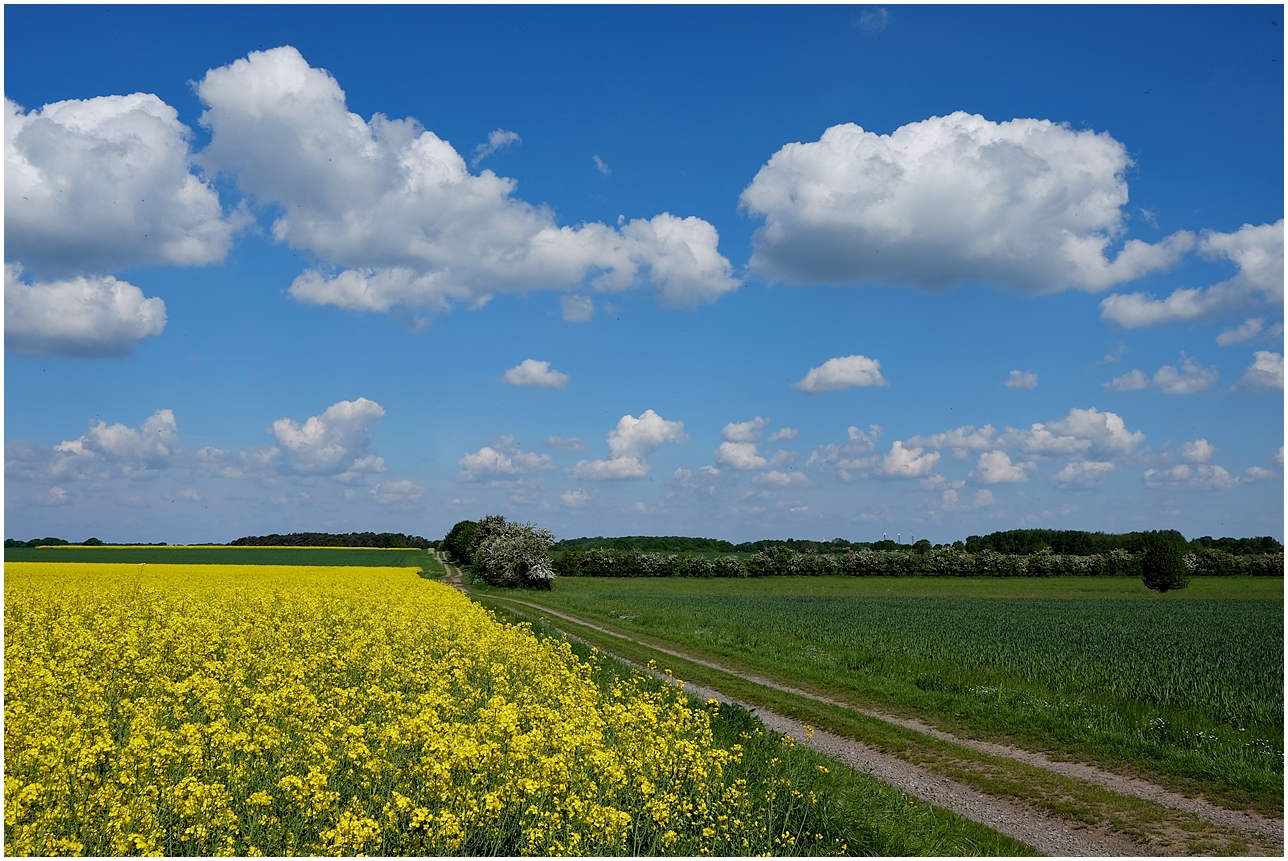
[4,563,770,856]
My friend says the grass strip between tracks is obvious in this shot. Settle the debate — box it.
[473,591,1273,857]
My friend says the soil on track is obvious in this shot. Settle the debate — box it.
[435,555,1284,856]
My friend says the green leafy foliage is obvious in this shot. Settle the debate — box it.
[228,531,433,548]
[1142,540,1190,592]
[442,520,478,565]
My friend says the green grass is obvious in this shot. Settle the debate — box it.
[485,603,1039,856]
[480,575,1283,814]
[551,573,1283,599]
[479,595,1280,853]
[3,545,439,573]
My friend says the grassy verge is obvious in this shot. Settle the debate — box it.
[483,601,1039,857]
[475,592,1280,855]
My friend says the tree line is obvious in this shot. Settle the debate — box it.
[229,531,435,549]
[551,545,1284,580]
[555,529,1282,557]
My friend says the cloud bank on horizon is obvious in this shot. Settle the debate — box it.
[3,11,1282,545]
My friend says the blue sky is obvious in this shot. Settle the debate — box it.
[5,5,1283,545]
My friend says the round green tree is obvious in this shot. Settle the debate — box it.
[1141,541,1190,592]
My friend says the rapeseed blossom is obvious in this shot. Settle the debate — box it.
[5,563,843,856]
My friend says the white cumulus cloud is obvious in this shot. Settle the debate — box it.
[561,489,591,508]
[370,479,423,506]
[457,436,555,482]
[29,409,182,481]
[1100,220,1284,327]
[767,427,799,442]
[1179,439,1216,463]
[561,294,594,321]
[196,47,738,316]
[1144,463,1273,491]
[5,94,239,279]
[1050,460,1116,490]
[721,416,770,443]
[1152,355,1218,394]
[271,398,386,475]
[807,424,882,480]
[716,441,768,471]
[1103,369,1149,391]
[868,441,940,479]
[1005,370,1038,390]
[471,129,520,167]
[1237,351,1283,390]
[1000,407,1145,459]
[906,424,997,460]
[568,409,688,480]
[794,355,888,392]
[970,450,1034,484]
[501,359,570,389]
[5,264,166,357]
[1216,317,1264,346]
[741,112,1192,292]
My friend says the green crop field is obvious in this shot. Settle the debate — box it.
[496,575,1284,810]
[3,545,441,574]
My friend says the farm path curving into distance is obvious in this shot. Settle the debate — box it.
[433,554,1283,856]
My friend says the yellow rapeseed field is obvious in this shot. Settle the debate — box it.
[5,563,842,856]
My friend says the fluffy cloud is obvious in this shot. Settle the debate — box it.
[721,416,769,443]
[906,424,997,460]
[1000,407,1145,459]
[1152,355,1218,394]
[501,359,570,389]
[741,112,1192,292]
[5,94,239,279]
[794,355,888,392]
[568,409,687,480]
[5,264,166,357]
[196,47,738,315]
[715,441,768,471]
[867,441,940,479]
[807,424,882,479]
[561,489,591,508]
[767,427,799,442]
[1144,463,1274,491]
[1100,221,1284,327]
[457,436,555,482]
[561,294,594,322]
[16,409,182,481]
[369,479,423,506]
[970,450,1034,484]
[1004,370,1038,390]
[471,129,520,167]
[714,417,795,472]
[1179,439,1216,463]
[271,398,386,475]
[1237,351,1283,390]
[1216,317,1264,346]
[1050,460,1116,490]
[333,454,387,485]
[1103,369,1149,391]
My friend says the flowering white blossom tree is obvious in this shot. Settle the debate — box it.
[469,514,556,589]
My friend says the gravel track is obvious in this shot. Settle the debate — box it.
[434,556,1283,856]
